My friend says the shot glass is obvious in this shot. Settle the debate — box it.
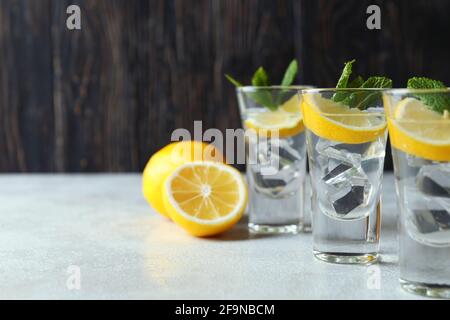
[384,89,450,298]
[301,88,388,264]
[236,86,311,234]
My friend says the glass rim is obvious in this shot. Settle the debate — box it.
[237,85,314,93]
[300,88,389,94]
[383,88,450,95]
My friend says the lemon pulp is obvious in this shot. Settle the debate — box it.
[162,161,247,237]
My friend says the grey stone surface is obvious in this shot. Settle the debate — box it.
[0,174,423,299]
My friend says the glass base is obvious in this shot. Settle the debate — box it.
[313,250,378,265]
[248,223,300,234]
[400,279,450,299]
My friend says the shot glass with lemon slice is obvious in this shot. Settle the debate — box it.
[301,88,388,264]
[237,86,312,234]
[384,88,450,298]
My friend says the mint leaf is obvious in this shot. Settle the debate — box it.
[361,76,393,89]
[407,77,450,114]
[252,67,270,87]
[250,66,277,110]
[225,74,243,87]
[333,59,356,102]
[281,59,298,86]
[249,91,277,111]
[342,76,392,110]
[348,76,364,88]
[336,59,356,88]
[408,77,445,89]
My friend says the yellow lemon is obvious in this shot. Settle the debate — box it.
[387,97,450,161]
[301,94,387,144]
[244,94,304,138]
[162,161,247,237]
[142,141,223,218]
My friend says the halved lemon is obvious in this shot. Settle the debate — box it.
[301,94,387,144]
[388,97,450,161]
[162,161,247,237]
[142,141,223,218]
[244,94,304,138]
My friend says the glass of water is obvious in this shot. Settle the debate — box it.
[237,86,311,234]
[384,88,450,298]
[301,88,388,264]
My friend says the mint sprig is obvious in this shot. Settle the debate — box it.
[407,77,450,114]
[225,59,299,111]
[332,59,392,110]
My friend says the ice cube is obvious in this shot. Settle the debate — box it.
[332,185,366,215]
[322,165,371,216]
[278,139,302,163]
[361,140,385,161]
[255,139,279,176]
[316,139,374,217]
[433,210,450,230]
[256,139,301,176]
[406,153,431,167]
[319,145,362,168]
[252,138,303,197]
[413,210,442,234]
[416,164,450,198]
[333,143,371,156]
[322,163,352,183]
[412,205,450,233]
[253,171,286,190]
[315,139,338,154]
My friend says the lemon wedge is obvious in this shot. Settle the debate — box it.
[388,97,450,161]
[301,94,386,144]
[162,161,247,237]
[244,94,304,138]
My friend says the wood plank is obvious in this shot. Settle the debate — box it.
[0,0,53,172]
[51,0,143,172]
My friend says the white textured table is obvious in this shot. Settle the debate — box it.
[0,173,424,300]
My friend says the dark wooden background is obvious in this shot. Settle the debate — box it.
[1,0,449,172]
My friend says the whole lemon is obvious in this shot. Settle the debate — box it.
[142,141,223,218]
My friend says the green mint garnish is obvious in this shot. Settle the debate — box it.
[360,76,393,89]
[332,59,392,109]
[342,77,393,109]
[249,91,277,111]
[348,75,364,88]
[407,77,450,114]
[224,74,242,87]
[251,67,270,87]
[225,59,299,111]
[332,59,355,102]
[336,60,355,89]
[281,59,298,87]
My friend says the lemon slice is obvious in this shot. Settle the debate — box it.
[244,94,304,138]
[162,161,247,237]
[301,94,386,144]
[388,97,450,161]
